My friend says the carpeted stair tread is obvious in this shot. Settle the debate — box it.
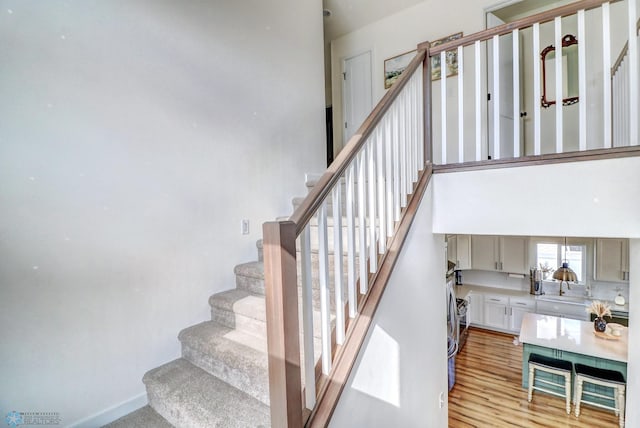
[143,358,270,428]
[179,321,269,404]
[102,405,173,428]
[234,261,265,295]
[209,289,266,321]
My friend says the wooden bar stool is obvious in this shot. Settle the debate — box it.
[527,353,573,414]
[574,363,626,428]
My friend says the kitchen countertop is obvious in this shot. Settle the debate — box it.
[519,312,628,363]
[455,283,629,314]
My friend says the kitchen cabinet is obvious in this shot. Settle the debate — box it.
[471,235,528,274]
[484,294,509,330]
[482,294,535,332]
[468,292,484,325]
[500,237,528,274]
[447,234,471,270]
[509,297,536,332]
[594,238,629,282]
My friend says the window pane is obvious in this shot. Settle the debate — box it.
[537,243,558,278]
[563,245,584,282]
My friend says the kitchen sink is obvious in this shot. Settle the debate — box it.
[536,295,590,306]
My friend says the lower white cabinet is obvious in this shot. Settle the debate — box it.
[508,297,536,332]
[482,294,536,333]
[484,295,509,330]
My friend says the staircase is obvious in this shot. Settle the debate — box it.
[105,180,334,428]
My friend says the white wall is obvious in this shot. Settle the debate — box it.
[330,183,448,427]
[330,0,500,158]
[432,157,640,238]
[0,0,325,425]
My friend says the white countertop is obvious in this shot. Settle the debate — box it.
[519,312,628,363]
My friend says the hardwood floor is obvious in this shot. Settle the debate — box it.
[448,327,621,427]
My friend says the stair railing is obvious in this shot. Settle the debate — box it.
[263,50,428,427]
[422,0,638,165]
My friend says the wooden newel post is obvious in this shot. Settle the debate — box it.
[263,220,303,427]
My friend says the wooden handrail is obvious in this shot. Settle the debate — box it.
[612,41,629,76]
[421,0,623,57]
[432,146,640,174]
[612,17,640,75]
[289,49,427,235]
[305,164,433,427]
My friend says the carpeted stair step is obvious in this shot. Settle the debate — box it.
[209,289,267,338]
[235,261,265,296]
[102,405,173,428]
[209,289,336,340]
[143,358,270,428]
[179,321,269,405]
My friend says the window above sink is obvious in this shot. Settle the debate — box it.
[535,240,587,285]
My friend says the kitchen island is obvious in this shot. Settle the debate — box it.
[519,313,628,402]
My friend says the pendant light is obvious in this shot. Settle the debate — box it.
[552,237,577,282]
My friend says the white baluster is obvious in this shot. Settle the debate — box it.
[332,185,345,345]
[555,17,563,153]
[578,9,587,151]
[417,65,425,168]
[385,114,394,236]
[513,29,520,158]
[346,163,357,318]
[399,91,407,207]
[317,202,331,375]
[458,45,464,163]
[475,41,482,161]
[533,23,541,155]
[376,126,386,253]
[492,35,500,160]
[357,151,368,294]
[299,225,316,408]
[367,140,377,273]
[441,51,447,165]
[628,0,638,146]
[602,2,612,148]
[393,104,401,221]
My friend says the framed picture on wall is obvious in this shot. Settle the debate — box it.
[431,32,463,81]
[384,49,417,89]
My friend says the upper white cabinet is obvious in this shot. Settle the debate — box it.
[471,236,498,271]
[448,234,472,270]
[471,235,528,274]
[594,238,630,282]
[500,236,528,274]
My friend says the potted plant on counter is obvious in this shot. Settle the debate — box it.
[586,300,611,332]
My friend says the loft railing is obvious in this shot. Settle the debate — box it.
[263,51,428,426]
[264,0,639,426]
[422,0,639,165]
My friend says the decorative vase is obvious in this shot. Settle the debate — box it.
[594,317,607,333]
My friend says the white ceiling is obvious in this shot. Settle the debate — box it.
[322,0,425,42]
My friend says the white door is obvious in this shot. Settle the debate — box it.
[342,51,373,147]
[487,12,522,159]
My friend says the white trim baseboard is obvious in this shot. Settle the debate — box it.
[68,392,147,428]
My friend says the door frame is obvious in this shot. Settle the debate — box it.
[341,50,373,148]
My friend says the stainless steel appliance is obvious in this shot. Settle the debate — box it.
[529,268,544,295]
[456,298,469,351]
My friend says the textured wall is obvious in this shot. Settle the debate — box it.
[0,0,325,424]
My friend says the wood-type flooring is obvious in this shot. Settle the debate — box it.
[448,327,622,427]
